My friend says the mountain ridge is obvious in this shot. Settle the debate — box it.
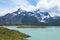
[0,8,60,26]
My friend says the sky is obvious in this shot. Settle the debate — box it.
[0,0,60,16]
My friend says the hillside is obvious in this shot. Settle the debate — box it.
[0,27,30,40]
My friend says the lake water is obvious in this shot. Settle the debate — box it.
[4,26,60,40]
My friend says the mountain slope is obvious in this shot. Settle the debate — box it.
[0,8,60,26]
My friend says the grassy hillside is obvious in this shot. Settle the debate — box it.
[0,27,30,40]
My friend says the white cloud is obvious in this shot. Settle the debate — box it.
[9,0,36,11]
[0,0,60,16]
[35,0,60,16]
[0,0,36,16]
[37,0,56,9]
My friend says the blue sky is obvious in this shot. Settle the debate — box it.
[0,0,60,16]
[27,0,39,6]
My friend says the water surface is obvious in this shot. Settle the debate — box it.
[4,26,60,40]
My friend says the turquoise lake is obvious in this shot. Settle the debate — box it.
[4,26,60,40]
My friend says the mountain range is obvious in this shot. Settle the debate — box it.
[0,8,60,26]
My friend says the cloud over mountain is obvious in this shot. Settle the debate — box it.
[0,0,60,16]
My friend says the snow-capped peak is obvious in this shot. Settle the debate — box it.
[3,8,60,23]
